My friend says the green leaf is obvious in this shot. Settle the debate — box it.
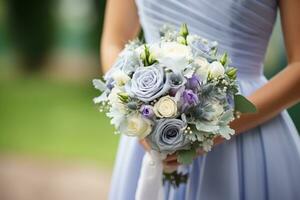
[234,94,257,113]
[177,149,197,165]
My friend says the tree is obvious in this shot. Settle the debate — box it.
[7,0,55,72]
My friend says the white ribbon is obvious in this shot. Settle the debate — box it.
[135,151,165,200]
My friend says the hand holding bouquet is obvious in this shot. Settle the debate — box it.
[93,24,256,192]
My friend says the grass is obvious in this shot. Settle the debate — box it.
[0,77,119,167]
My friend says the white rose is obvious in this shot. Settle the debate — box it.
[195,57,210,81]
[119,112,153,138]
[195,57,209,68]
[209,61,225,78]
[154,95,178,118]
[112,70,130,86]
[153,42,191,72]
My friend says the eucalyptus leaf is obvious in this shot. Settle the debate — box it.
[219,110,234,125]
[196,121,219,132]
[177,149,197,165]
[234,94,257,113]
[92,79,106,91]
[218,126,235,140]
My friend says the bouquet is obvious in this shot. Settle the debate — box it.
[93,24,256,196]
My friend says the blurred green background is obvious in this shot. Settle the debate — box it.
[0,0,299,170]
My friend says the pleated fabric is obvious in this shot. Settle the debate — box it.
[109,0,300,199]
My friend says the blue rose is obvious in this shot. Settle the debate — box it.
[147,118,190,154]
[128,64,170,102]
[168,72,186,96]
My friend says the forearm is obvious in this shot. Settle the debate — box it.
[100,0,140,74]
[101,41,124,74]
[231,62,300,134]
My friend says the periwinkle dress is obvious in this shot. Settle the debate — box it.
[109,0,300,199]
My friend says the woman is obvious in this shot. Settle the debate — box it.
[101,0,300,199]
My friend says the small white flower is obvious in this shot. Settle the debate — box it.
[135,45,145,56]
[195,57,210,81]
[108,87,127,114]
[209,61,225,78]
[152,42,192,72]
[112,69,130,86]
[202,139,214,152]
[119,112,153,138]
[186,34,200,45]
[153,95,178,118]
[107,106,125,128]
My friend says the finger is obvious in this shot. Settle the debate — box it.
[196,149,205,156]
[213,136,224,146]
[165,154,177,162]
[163,165,178,173]
[139,139,151,152]
[163,159,178,165]
[164,160,180,168]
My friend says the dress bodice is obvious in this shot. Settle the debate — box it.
[135,0,278,76]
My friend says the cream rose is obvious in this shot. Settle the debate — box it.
[119,112,153,138]
[209,61,225,78]
[154,96,178,118]
[152,42,191,72]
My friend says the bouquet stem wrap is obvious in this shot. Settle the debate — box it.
[135,151,164,200]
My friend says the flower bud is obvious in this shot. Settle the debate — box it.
[177,36,187,45]
[220,52,228,66]
[226,68,237,79]
[179,23,189,38]
[209,61,225,78]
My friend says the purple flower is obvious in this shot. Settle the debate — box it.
[181,89,199,111]
[186,74,201,91]
[140,105,154,118]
